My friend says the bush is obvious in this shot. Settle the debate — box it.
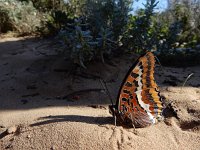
[0,7,13,33]
[38,10,74,36]
[58,18,116,68]
[122,0,159,53]
[56,0,131,68]
[0,0,43,35]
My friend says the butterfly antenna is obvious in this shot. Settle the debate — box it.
[99,79,114,106]
[180,73,194,93]
[164,99,173,108]
[154,55,165,74]
[182,73,194,87]
[114,115,117,127]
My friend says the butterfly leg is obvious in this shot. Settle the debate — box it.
[130,113,137,133]
[114,115,117,127]
[112,115,116,130]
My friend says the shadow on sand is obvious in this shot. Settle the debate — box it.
[30,115,114,127]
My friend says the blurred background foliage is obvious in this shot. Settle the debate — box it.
[0,0,200,67]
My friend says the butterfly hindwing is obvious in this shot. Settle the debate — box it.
[117,52,163,127]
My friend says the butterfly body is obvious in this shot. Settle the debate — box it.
[109,52,163,128]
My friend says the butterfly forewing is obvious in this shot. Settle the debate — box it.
[117,52,163,127]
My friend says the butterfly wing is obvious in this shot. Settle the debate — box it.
[116,52,163,127]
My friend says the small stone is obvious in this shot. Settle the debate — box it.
[166,87,174,92]
[51,145,56,150]
[27,135,31,138]
[164,118,172,126]
[5,143,13,149]
[0,124,6,128]
[7,126,17,134]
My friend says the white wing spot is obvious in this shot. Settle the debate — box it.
[135,65,156,124]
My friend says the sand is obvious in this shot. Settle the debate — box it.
[0,37,200,150]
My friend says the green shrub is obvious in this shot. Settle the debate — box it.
[58,18,116,68]
[59,18,97,68]
[38,10,74,36]
[96,27,116,63]
[0,7,13,33]
[0,0,43,35]
[57,0,132,68]
[122,0,159,53]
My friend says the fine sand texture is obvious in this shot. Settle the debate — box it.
[0,37,200,150]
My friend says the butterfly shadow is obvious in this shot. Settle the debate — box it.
[30,115,114,127]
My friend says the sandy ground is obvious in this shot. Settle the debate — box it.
[0,37,200,150]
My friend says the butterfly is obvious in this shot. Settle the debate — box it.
[109,52,163,128]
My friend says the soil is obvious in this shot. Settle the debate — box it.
[0,36,200,150]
